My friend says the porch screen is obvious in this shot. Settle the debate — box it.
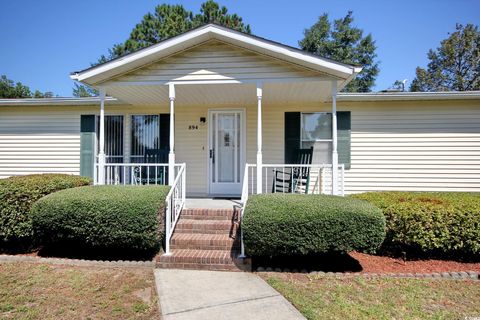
[96,115,124,163]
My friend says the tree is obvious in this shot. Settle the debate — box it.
[0,75,32,98]
[74,0,251,96]
[33,90,54,98]
[388,80,407,92]
[73,82,98,97]
[0,75,53,99]
[299,11,379,92]
[98,0,250,63]
[410,23,480,92]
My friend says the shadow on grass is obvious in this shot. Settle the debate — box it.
[36,243,158,261]
[251,252,363,273]
[0,240,158,261]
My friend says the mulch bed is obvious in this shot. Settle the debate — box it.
[350,252,480,273]
[252,251,480,274]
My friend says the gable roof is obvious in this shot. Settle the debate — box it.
[70,24,362,87]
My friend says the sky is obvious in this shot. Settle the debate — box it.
[0,0,479,97]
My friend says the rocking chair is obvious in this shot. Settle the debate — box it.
[272,147,313,194]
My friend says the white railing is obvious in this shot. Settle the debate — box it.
[239,163,345,258]
[95,163,173,185]
[164,163,186,255]
[241,163,345,198]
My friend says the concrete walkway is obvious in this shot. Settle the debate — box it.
[154,269,305,320]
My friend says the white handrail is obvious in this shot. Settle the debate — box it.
[239,163,255,258]
[103,163,169,166]
[164,163,186,255]
[240,164,255,205]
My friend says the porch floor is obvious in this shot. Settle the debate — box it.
[185,198,242,209]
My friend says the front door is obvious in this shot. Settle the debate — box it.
[208,110,245,196]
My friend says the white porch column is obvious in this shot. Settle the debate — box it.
[98,88,106,185]
[168,83,176,186]
[331,81,339,195]
[256,82,263,194]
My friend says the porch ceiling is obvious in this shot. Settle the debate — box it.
[105,80,335,106]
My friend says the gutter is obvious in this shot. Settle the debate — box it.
[337,91,480,101]
[0,96,119,106]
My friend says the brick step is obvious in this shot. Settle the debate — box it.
[156,249,250,271]
[181,208,237,221]
[171,233,240,250]
[175,219,238,234]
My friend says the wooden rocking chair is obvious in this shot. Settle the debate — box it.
[272,147,313,194]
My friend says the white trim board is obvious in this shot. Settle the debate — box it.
[70,24,360,86]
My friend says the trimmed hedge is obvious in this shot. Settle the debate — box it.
[31,185,169,252]
[0,174,91,243]
[352,192,480,256]
[242,194,386,257]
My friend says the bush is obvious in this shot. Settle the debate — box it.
[0,174,91,243]
[32,185,169,253]
[352,192,480,257]
[242,194,385,257]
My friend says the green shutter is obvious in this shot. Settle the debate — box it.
[80,115,95,179]
[284,112,301,163]
[159,114,170,150]
[337,111,351,170]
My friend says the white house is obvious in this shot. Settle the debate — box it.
[1,24,479,197]
[2,24,479,267]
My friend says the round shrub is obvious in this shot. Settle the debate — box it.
[242,194,386,257]
[352,192,480,257]
[0,174,91,243]
[32,185,170,253]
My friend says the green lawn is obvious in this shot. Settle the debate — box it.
[0,262,159,320]
[263,273,480,320]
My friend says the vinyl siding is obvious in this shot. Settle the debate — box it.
[0,99,479,194]
[0,107,82,178]
[260,100,480,194]
[345,101,480,193]
[112,40,323,85]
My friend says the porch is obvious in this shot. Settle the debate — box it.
[71,25,359,198]
[71,24,359,268]
[91,81,346,198]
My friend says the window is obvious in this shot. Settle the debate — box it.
[131,115,160,163]
[96,115,124,164]
[301,113,332,164]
